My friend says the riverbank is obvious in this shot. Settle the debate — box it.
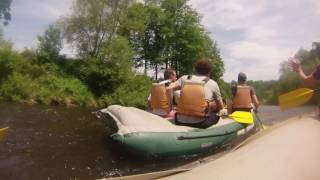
[161,111,320,180]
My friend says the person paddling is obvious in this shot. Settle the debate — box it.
[230,72,259,113]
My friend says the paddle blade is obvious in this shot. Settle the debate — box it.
[278,88,314,110]
[230,111,253,124]
[0,127,9,141]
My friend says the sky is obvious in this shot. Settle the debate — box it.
[2,0,320,81]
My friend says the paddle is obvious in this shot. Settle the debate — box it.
[278,88,320,110]
[0,127,9,141]
[229,111,253,124]
[255,113,268,130]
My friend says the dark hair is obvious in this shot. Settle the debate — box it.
[164,68,175,80]
[194,58,212,76]
[238,72,247,83]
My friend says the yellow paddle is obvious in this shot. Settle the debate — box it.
[0,127,9,141]
[255,113,268,130]
[278,88,318,110]
[229,111,253,124]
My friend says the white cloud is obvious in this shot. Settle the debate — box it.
[3,0,320,82]
[189,0,320,81]
[229,41,294,63]
[11,0,72,21]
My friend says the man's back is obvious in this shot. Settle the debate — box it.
[176,75,221,101]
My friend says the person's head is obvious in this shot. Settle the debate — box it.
[164,68,177,82]
[194,58,212,76]
[238,72,247,84]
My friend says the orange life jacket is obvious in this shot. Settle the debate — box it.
[232,85,252,109]
[176,77,209,118]
[150,83,171,115]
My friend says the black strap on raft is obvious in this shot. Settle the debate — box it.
[177,130,236,140]
[187,75,192,80]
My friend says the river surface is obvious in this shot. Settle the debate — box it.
[0,103,316,180]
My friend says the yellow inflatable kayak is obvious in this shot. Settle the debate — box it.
[0,127,9,141]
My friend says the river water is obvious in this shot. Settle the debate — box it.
[0,103,316,180]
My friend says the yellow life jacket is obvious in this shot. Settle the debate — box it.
[150,83,171,116]
[176,77,209,118]
[232,85,252,109]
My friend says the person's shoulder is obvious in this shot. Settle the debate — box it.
[159,79,171,84]
[246,84,255,89]
[177,75,188,81]
[180,75,188,79]
[208,78,218,85]
[207,79,220,88]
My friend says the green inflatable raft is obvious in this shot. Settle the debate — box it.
[97,105,257,158]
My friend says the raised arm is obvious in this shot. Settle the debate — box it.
[289,57,312,80]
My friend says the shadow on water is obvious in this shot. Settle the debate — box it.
[0,103,317,180]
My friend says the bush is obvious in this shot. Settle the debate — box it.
[36,74,95,106]
[0,72,37,101]
[99,75,151,108]
[79,37,134,97]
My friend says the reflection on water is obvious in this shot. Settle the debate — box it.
[0,103,316,179]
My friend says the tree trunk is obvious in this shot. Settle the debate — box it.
[155,63,158,80]
[144,60,147,75]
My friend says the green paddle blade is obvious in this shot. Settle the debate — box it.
[0,127,9,141]
[278,88,314,110]
[229,111,253,124]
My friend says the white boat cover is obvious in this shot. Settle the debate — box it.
[99,105,236,135]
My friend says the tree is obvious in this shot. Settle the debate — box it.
[120,3,167,78]
[37,24,63,63]
[61,0,131,59]
[161,0,223,78]
[121,0,224,79]
[79,36,134,96]
[0,0,12,25]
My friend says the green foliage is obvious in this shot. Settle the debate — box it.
[0,0,226,109]
[36,74,95,106]
[0,44,95,106]
[99,75,151,108]
[247,80,280,105]
[37,24,63,63]
[79,36,134,96]
[120,0,224,79]
[0,72,36,101]
[0,45,24,83]
[61,0,130,58]
[217,79,232,100]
